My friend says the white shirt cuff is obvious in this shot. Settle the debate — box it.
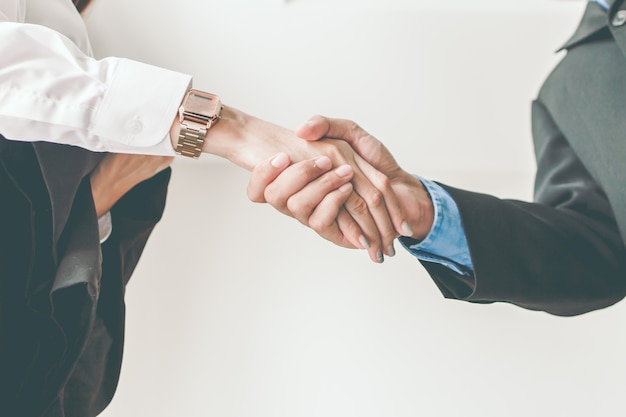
[98,211,113,244]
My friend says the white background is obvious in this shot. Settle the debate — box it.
[83,1,626,416]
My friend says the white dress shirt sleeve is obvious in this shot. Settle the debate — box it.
[0,0,192,155]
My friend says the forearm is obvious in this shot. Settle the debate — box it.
[170,105,316,171]
[427,185,626,316]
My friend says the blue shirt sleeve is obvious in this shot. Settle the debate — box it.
[398,177,474,277]
[589,0,609,10]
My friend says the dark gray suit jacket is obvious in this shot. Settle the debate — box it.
[420,1,626,316]
[0,138,170,416]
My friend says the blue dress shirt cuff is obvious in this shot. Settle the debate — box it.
[589,0,609,11]
[398,177,474,276]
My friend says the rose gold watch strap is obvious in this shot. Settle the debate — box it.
[176,122,207,159]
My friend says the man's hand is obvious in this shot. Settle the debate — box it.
[90,153,174,217]
[247,116,435,262]
[188,106,405,263]
[296,116,435,241]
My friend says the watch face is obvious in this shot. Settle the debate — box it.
[183,90,221,123]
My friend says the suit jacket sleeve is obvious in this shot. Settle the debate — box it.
[418,3,626,317]
[421,98,626,317]
[0,138,171,417]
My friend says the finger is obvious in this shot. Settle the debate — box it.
[263,156,333,215]
[306,184,358,249]
[343,192,385,263]
[345,153,401,258]
[286,164,353,225]
[297,116,395,173]
[353,154,403,252]
[336,209,367,250]
[313,133,408,240]
[295,115,332,142]
[306,138,397,259]
[247,152,291,203]
[296,115,366,149]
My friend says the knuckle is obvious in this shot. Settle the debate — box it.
[318,174,339,190]
[295,160,320,181]
[364,189,384,210]
[381,229,399,243]
[246,186,262,203]
[376,175,391,192]
[308,217,323,232]
[338,218,359,239]
[305,162,321,178]
[318,141,341,159]
[347,195,369,216]
[263,184,283,205]
[308,215,330,233]
[286,195,311,218]
[347,120,361,135]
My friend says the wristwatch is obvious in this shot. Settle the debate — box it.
[176,89,223,159]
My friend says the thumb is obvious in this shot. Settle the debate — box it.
[247,152,291,203]
[296,115,373,152]
[298,116,389,169]
[295,115,332,142]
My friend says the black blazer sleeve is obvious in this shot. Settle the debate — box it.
[418,4,626,317]
[421,99,626,317]
[0,137,171,417]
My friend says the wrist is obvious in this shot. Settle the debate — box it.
[167,90,250,162]
[200,105,249,165]
[395,172,434,240]
[413,185,435,240]
[171,92,316,170]
[90,171,128,217]
[202,105,309,171]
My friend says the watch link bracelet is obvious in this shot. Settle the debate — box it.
[176,89,223,159]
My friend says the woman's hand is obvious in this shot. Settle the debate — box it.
[248,153,364,251]
[90,153,174,217]
[296,116,435,241]
[196,106,407,263]
[246,115,435,262]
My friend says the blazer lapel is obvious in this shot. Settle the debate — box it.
[608,0,626,59]
[539,1,626,244]
[558,2,611,51]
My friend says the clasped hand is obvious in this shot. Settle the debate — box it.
[90,153,174,217]
[248,116,435,263]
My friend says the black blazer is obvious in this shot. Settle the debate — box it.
[0,137,170,416]
[418,2,626,316]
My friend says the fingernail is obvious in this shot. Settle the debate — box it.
[377,251,384,263]
[338,183,352,193]
[297,119,315,130]
[334,165,352,177]
[314,156,332,171]
[359,235,370,249]
[271,153,289,168]
[387,245,396,257]
[401,221,414,237]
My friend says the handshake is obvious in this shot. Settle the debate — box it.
[246,115,435,264]
[91,109,436,264]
